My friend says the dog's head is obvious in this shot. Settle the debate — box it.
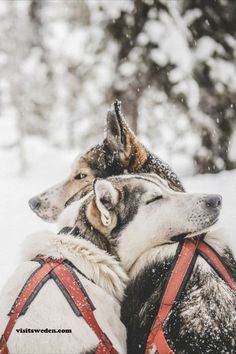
[29,101,183,222]
[28,101,148,223]
[28,104,140,222]
[60,174,222,271]
[28,143,121,222]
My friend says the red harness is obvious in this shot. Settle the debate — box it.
[0,256,117,354]
[145,238,236,354]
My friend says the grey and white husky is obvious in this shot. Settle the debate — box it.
[57,173,236,354]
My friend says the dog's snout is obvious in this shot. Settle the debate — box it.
[205,194,222,209]
[29,197,41,210]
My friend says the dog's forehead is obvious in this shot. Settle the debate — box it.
[74,144,99,162]
[73,145,107,172]
[72,155,94,174]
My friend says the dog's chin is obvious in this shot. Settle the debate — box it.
[32,209,58,223]
[38,215,57,223]
[185,218,220,239]
[171,217,220,242]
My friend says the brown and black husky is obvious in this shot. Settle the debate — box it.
[29,101,184,222]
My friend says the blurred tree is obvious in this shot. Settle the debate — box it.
[107,0,174,133]
[40,0,115,150]
[0,0,235,176]
[106,0,236,173]
[27,0,54,136]
[0,2,31,173]
[183,0,236,173]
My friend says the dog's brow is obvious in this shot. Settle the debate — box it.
[146,175,168,188]
[113,174,166,189]
[140,177,164,189]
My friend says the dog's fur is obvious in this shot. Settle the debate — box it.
[0,203,128,354]
[51,174,236,354]
[29,102,184,222]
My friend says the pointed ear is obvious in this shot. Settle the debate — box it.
[105,100,148,169]
[105,100,127,153]
[93,179,119,226]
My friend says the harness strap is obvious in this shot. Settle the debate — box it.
[52,263,116,354]
[145,239,236,354]
[198,241,236,292]
[0,258,62,354]
[145,239,200,354]
[0,256,117,354]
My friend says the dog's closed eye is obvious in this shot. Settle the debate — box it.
[146,195,163,205]
[74,173,87,180]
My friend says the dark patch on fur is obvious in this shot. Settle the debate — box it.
[165,263,236,354]
[103,142,125,176]
[87,144,124,178]
[140,152,185,192]
[171,233,189,242]
[82,348,96,354]
[121,258,175,354]
[114,99,126,145]
[58,226,73,235]
[121,248,236,354]
[111,184,142,242]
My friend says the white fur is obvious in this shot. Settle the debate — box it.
[0,232,127,354]
[128,228,227,279]
[129,242,179,278]
[203,228,228,256]
[57,193,92,231]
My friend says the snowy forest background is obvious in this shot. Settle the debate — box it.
[0,0,236,289]
[1,0,236,175]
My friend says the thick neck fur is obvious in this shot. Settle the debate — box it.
[21,231,128,302]
[58,197,119,259]
[139,152,185,192]
[121,229,236,354]
[127,229,228,278]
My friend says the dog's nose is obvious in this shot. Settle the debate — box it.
[29,197,41,210]
[205,194,222,209]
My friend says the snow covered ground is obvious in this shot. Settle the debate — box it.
[0,144,236,292]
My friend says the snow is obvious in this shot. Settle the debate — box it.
[209,58,236,91]
[0,0,234,179]
[145,13,193,79]
[0,141,75,291]
[0,144,236,293]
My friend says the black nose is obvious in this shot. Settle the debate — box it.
[205,194,222,209]
[29,197,41,210]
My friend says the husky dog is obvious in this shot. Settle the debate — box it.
[0,199,128,354]
[47,174,235,354]
[29,101,184,222]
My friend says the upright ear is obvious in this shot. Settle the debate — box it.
[93,179,119,226]
[105,100,128,154]
[105,100,147,169]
